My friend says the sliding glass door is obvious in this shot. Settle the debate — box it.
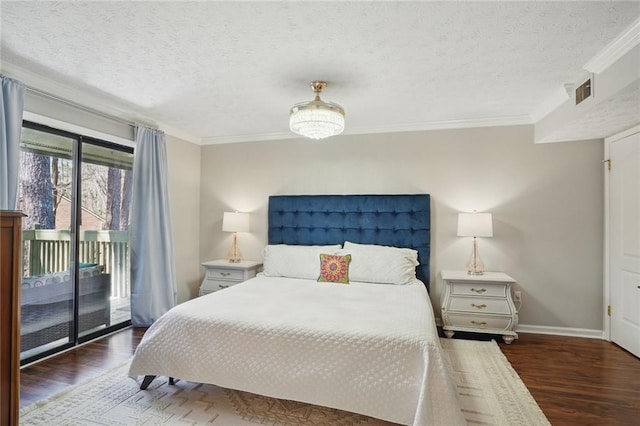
[19,121,133,364]
[79,141,133,335]
[19,126,75,360]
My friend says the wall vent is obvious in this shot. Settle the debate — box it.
[575,78,592,105]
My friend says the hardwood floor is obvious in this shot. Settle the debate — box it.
[19,327,144,408]
[498,334,640,425]
[20,328,640,425]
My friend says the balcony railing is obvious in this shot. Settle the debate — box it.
[22,229,130,299]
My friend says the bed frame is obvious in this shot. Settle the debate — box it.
[140,193,431,390]
[268,194,431,290]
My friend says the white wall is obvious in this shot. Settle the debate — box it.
[199,125,605,332]
[165,134,202,303]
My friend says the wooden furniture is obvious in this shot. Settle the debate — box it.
[440,270,518,344]
[199,259,261,296]
[1,211,24,426]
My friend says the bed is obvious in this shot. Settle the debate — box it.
[128,194,464,425]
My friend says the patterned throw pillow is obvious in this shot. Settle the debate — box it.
[318,253,351,284]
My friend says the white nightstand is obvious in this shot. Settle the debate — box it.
[440,270,519,344]
[200,259,262,296]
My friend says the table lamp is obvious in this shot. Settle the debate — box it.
[457,211,493,275]
[222,211,250,263]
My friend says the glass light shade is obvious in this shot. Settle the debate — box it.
[289,100,345,140]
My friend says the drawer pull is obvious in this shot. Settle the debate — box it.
[471,303,487,309]
[470,288,487,294]
[220,272,231,277]
[470,320,487,326]
[218,284,229,289]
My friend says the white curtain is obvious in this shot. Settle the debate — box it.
[0,75,25,210]
[129,126,176,326]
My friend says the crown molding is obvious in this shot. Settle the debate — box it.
[200,115,532,145]
[347,115,533,136]
[584,16,640,74]
[201,131,298,145]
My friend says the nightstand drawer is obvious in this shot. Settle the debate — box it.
[448,297,511,314]
[451,282,506,298]
[446,314,514,331]
[200,260,262,297]
[206,268,244,281]
[200,280,238,295]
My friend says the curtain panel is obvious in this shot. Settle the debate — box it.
[130,126,177,326]
[0,75,25,210]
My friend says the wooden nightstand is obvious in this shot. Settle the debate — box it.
[440,270,519,344]
[200,259,262,296]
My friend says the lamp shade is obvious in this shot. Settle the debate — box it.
[222,212,250,233]
[457,213,493,237]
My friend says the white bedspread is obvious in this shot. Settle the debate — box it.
[128,276,465,425]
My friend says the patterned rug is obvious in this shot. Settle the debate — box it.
[20,338,549,425]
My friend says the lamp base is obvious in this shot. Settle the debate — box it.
[227,233,243,263]
[465,237,485,275]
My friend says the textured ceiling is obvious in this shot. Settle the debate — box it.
[1,1,639,144]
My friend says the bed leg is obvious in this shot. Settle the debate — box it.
[169,377,175,385]
[140,375,156,390]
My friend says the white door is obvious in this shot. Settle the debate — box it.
[609,130,640,358]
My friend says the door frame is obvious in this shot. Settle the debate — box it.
[603,124,640,341]
[19,120,133,365]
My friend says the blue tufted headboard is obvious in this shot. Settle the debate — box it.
[268,194,431,291]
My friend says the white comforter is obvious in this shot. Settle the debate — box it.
[128,276,465,425]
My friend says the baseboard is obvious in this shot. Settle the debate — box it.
[434,317,606,340]
[517,324,605,339]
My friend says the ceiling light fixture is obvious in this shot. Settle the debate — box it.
[289,80,345,140]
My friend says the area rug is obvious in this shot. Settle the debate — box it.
[20,338,549,425]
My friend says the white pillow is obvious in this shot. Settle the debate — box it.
[262,244,342,280]
[341,241,419,285]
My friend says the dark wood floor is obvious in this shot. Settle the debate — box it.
[19,328,144,408]
[498,333,639,425]
[20,328,640,425]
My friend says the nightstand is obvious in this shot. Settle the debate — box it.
[200,259,262,296]
[440,270,519,344]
